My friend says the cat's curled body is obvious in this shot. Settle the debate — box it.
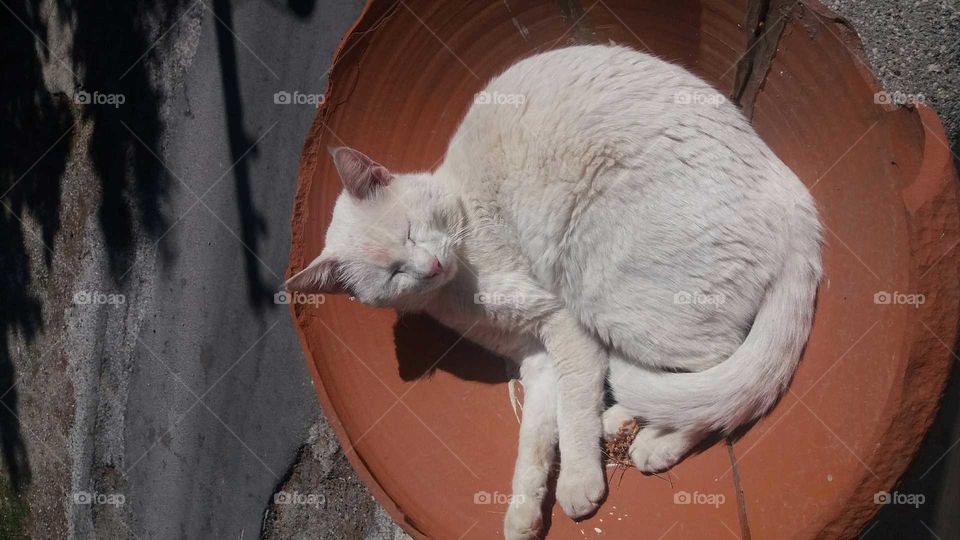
[287,45,822,539]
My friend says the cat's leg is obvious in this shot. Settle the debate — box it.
[538,310,607,520]
[628,426,704,474]
[504,352,558,540]
[606,355,700,472]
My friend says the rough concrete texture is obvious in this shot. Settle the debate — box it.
[261,418,411,540]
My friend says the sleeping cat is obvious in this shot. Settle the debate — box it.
[286,44,822,539]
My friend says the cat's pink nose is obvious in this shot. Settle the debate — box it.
[424,258,443,278]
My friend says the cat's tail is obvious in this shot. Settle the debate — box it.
[611,217,822,434]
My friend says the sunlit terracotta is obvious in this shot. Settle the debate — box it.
[287,1,960,537]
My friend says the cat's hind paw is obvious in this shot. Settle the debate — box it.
[602,404,636,439]
[628,428,692,474]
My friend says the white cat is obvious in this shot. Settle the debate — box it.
[287,45,822,539]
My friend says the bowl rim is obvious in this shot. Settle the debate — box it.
[286,1,960,537]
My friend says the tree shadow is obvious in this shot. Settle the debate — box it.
[211,0,273,310]
[284,0,317,18]
[207,0,318,309]
[0,0,317,499]
[58,0,191,281]
[4,0,188,497]
[0,0,75,495]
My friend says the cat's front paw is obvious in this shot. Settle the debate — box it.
[503,497,543,540]
[555,462,606,520]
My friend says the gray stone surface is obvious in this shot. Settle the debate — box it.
[261,418,411,540]
[4,0,400,538]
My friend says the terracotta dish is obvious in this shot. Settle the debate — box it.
[287,1,960,537]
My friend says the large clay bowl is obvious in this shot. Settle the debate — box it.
[287,1,960,538]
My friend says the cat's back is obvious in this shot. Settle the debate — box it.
[444,45,725,174]
[484,45,698,114]
[441,45,820,371]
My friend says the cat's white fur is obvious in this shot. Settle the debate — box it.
[288,45,822,539]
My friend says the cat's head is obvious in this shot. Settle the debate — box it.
[285,147,461,309]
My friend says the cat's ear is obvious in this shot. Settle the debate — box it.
[285,253,348,295]
[329,146,393,200]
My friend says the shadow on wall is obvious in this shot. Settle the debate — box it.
[207,0,319,308]
[0,0,314,497]
[212,0,269,309]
